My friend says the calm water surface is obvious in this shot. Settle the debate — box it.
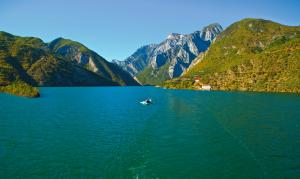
[0,87,299,178]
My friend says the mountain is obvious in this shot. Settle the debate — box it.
[164,18,300,93]
[0,31,139,92]
[48,38,139,86]
[114,23,223,85]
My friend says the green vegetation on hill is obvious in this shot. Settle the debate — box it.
[164,18,300,93]
[48,37,90,53]
[163,78,195,89]
[48,37,139,86]
[0,32,117,86]
[0,31,139,97]
[136,63,170,85]
[0,81,39,97]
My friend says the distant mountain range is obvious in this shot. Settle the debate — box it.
[1,18,299,96]
[0,32,139,88]
[164,18,300,93]
[113,23,223,85]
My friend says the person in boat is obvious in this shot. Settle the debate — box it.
[146,99,152,104]
[141,98,152,105]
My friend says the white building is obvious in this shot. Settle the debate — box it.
[202,85,211,91]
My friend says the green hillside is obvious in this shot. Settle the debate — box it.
[0,31,139,97]
[0,81,39,97]
[164,18,300,93]
[136,63,170,85]
[48,38,139,86]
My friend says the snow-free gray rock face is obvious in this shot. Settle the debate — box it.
[112,44,158,76]
[114,23,223,84]
[48,38,140,86]
[48,38,99,73]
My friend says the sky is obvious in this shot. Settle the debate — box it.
[0,0,300,61]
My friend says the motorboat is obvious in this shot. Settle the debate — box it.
[140,98,152,105]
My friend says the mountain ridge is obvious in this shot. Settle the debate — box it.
[0,31,139,96]
[163,18,300,93]
[48,37,139,86]
[114,23,223,85]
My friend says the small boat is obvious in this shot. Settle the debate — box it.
[140,98,152,105]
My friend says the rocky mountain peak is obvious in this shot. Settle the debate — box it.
[167,33,184,40]
[114,23,223,84]
[200,23,223,42]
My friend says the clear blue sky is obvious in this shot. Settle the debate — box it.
[1,0,299,61]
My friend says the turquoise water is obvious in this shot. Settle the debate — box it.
[0,87,300,178]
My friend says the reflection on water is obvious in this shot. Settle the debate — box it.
[0,87,299,178]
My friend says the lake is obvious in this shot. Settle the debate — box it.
[0,87,299,178]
